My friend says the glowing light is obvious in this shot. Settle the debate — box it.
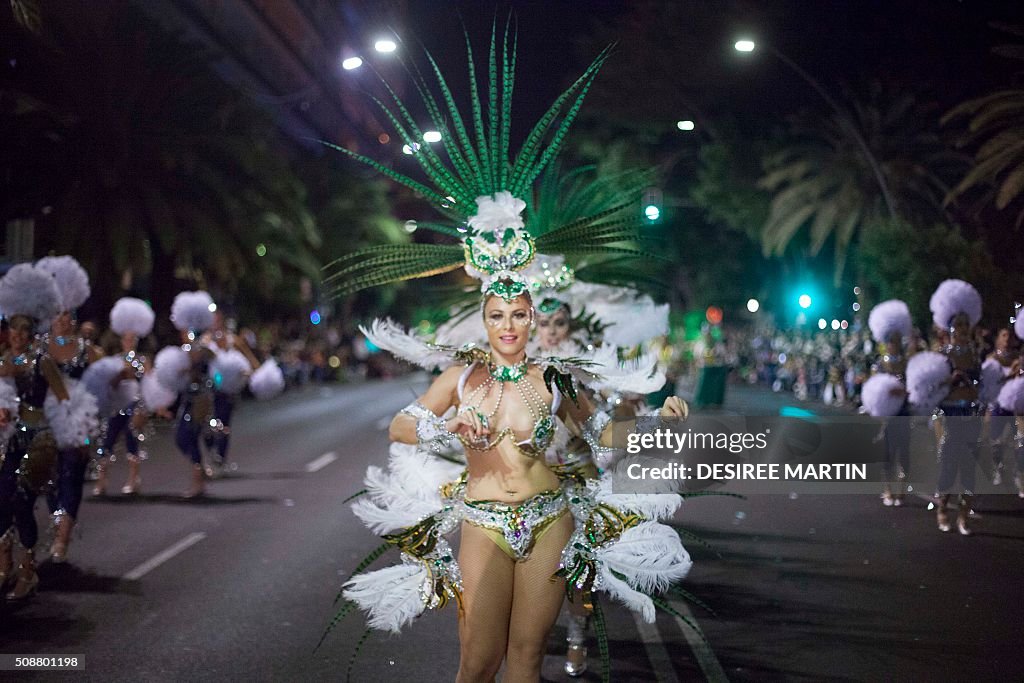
[676,120,695,131]
[404,220,418,233]
[374,39,397,53]
[831,319,840,330]
[735,39,756,53]
[378,133,390,144]
[256,243,267,257]
[402,142,421,155]
[852,302,861,312]
[798,294,812,309]
[423,130,442,143]
[644,205,661,221]
[779,353,788,363]
[208,303,217,313]
[706,306,723,325]
[747,298,760,313]
[328,355,341,369]
[310,310,322,325]
[853,286,861,295]
[841,320,849,330]
[342,57,363,70]
[818,319,827,330]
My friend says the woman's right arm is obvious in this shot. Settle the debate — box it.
[388,366,463,444]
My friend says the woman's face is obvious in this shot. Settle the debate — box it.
[8,318,33,353]
[536,307,570,350]
[483,295,532,357]
[995,328,1010,351]
[52,310,74,336]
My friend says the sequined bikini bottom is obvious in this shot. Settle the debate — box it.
[461,488,568,561]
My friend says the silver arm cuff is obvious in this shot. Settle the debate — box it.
[401,401,453,453]
[582,410,623,470]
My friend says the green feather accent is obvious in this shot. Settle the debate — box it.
[346,628,374,682]
[592,594,612,683]
[651,594,712,647]
[341,488,368,505]
[314,600,358,653]
[670,585,718,618]
[421,47,486,191]
[543,366,580,406]
[333,542,395,605]
[317,140,449,206]
[463,27,494,192]
[673,526,722,559]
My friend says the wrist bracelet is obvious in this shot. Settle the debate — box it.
[401,401,454,453]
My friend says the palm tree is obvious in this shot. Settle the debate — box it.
[942,23,1024,227]
[759,83,966,283]
[2,1,320,323]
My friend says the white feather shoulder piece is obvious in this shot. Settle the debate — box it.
[361,318,459,372]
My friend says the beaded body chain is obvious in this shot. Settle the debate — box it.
[460,357,554,453]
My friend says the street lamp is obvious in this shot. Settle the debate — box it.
[676,120,695,131]
[747,298,760,313]
[423,130,442,143]
[733,37,896,218]
[374,39,397,53]
[342,57,363,70]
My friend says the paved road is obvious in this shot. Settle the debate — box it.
[1,377,1021,681]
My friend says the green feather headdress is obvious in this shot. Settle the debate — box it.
[322,22,614,300]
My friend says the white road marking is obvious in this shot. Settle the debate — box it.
[631,610,680,683]
[670,598,728,682]
[123,532,207,581]
[305,452,338,473]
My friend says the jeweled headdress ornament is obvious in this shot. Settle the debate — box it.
[322,25,632,302]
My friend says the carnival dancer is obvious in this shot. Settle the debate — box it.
[0,265,98,596]
[85,297,156,496]
[987,316,1024,497]
[156,291,218,498]
[982,324,1020,486]
[200,311,259,476]
[35,256,102,562]
[862,300,914,506]
[320,27,691,681]
[914,280,985,535]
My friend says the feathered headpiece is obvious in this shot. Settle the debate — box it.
[929,279,981,330]
[170,291,215,333]
[321,26,655,302]
[1014,305,1024,341]
[868,299,912,344]
[35,255,91,312]
[0,263,62,324]
[110,297,156,337]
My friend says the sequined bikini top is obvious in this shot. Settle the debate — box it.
[456,361,559,457]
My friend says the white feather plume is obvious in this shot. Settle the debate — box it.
[110,297,155,337]
[1016,314,1024,342]
[210,348,251,394]
[35,255,90,311]
[466,191,526,232]
[352,443,464,534]
[929,279,982,329]
[596,522,692,622]
[170,291,215,332]
[997,376,1024,415]
[571,282,670,348]
[0,378,18,443]
[905,351,951,415]
[361,318,459,372]
[594,458,682,520]
[980,358,1008,405]
[860,373,905,417]
[868,299,912,343]
[575,344,666,395]
[342,562,430,633]
[44,379,100,449]
[0,263,62,323]
[82,355,129,416]
[141,372,177,411]
[248,359,285,400]
[154,345,191,393]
